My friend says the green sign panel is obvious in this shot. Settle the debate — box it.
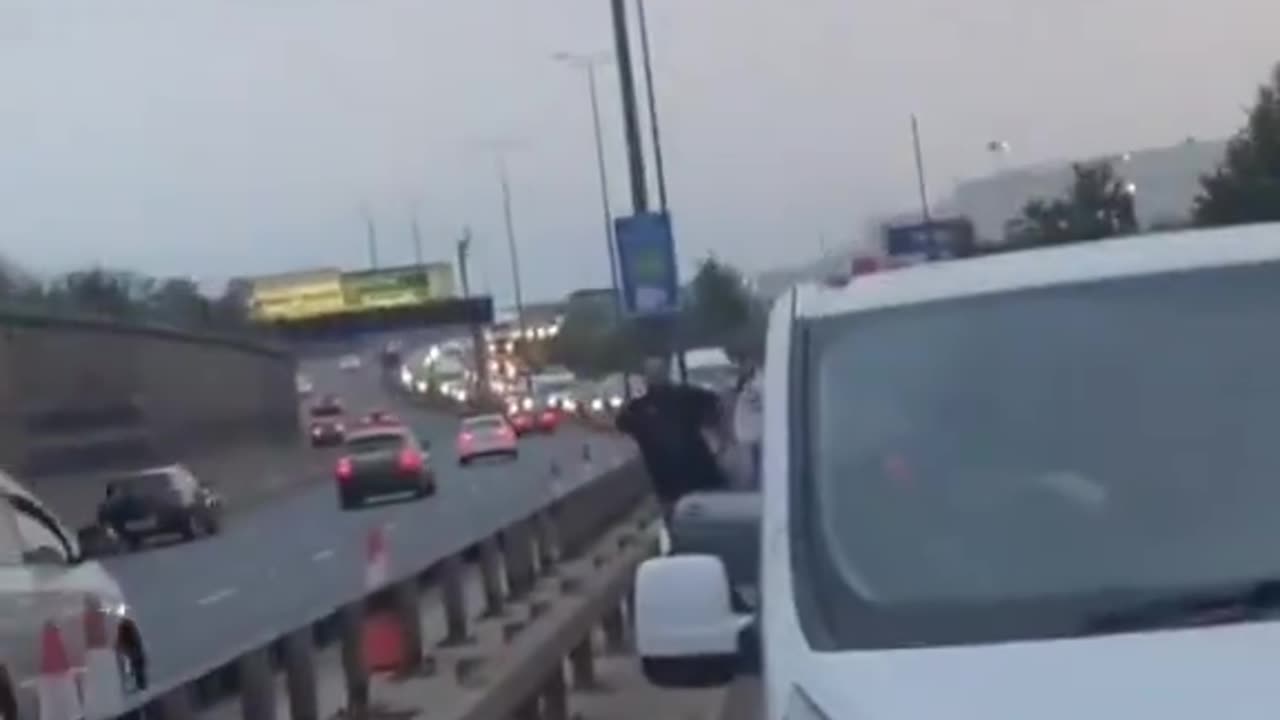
[342,267,433,310]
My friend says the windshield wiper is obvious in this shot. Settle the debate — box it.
[1083,580,1280,633]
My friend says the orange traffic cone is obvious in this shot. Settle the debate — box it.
[365,525,389,592]
[81,596,125,717]
[361,611,405,674]
[36,621,82,720]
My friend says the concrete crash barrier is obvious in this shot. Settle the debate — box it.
[120,459,656,720]
[0,309,304,525]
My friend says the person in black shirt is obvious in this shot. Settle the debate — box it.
[617,358,731,521]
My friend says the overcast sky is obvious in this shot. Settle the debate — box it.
[0,0,1276,303]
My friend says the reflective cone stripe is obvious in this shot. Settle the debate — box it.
[36,622,82,720]
[365,525,389,591]
[81,597,126,717]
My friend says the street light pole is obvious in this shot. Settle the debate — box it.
[456,227,491,403]
[363,208,380,269]
[635,0,670,212]
[630,0,687,382]
[555,50,633,400]
[411,214,425,268]
[609,0,650,215]
[495,154,527,339]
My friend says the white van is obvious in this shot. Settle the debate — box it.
[0,470,147,718]
[635,227,1280,718]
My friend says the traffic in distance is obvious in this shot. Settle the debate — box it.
[0,312,641,720]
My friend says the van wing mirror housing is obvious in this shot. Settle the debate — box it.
[634,554,753,688]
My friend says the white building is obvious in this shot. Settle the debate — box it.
[953,138,1229,242]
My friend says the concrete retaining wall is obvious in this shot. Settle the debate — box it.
[0,309,299,483]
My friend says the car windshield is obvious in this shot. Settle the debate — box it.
[465,417,506,432]
[310,404,342,418]
[799,260,1280,648]
[346,434,404,453]
[110,472,176,499]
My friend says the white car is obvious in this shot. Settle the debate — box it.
[0,470,149,718]
[634,226,1280,718]
[457,414,519,465]
[338,354,362,371]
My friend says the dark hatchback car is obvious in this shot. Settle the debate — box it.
[308,396,346,447]
[96,465,222,551]
[336,427,436,510]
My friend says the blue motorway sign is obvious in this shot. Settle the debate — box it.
[614,211,680,316]
[884,217,977,262]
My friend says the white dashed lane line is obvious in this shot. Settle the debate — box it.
[312,549,335,562]
[196,588,238,607]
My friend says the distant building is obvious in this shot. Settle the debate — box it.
[953,138,1228,242]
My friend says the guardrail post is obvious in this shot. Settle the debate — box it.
[569,635,597,689]
[150,685,196,720]
[552,504,584,561]
[542,661,569,720]
[534,510,557,574]
[503,520,536,600]
[439,553,470,645]
[602,603,627,654]
[281,628,319,720]
[237,646,277,720]
[478,536,505,617]
[391,578,426,667]
[339,602,371,715]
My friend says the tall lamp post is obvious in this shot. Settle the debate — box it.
[623,0,687,382]
[552,50,633,400]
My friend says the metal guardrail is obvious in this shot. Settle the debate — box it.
[106,456,653,720]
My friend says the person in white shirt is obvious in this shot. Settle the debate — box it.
[732,362,764,488]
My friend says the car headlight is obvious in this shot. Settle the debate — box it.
[563,400,578,412]
[591,398,604,411]
[609,396,623,408]
[522,397,534,410]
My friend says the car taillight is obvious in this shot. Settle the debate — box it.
[398,449,423,472]
[336,457,354,483]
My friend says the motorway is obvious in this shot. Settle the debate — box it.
[102,349,634,703]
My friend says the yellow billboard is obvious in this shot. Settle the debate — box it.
[340,263,457,312]
[249,270,346,321]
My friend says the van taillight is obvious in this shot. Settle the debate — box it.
[336,457,354,483]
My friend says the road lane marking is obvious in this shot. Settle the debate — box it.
[196,588,238,606]
[312,549,335,561]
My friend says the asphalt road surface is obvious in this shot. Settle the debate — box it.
[105,352,634,700]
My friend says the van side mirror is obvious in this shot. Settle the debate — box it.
[635,554,753,688]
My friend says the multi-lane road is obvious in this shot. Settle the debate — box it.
[103,350,634,703]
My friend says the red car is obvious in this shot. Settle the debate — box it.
[509,407,560,435]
